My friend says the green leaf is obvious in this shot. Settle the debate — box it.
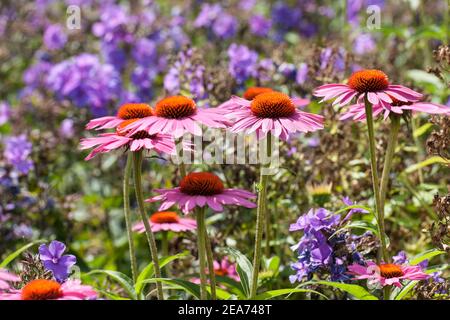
[413,123,433,138]
[334,205,373,216]
[406,70,445,90]
[255,288,329,300]
[410,249,446,266]
[332,221,379,238]
[224,247,253,298]
[140,278,201,299]
[86,270,137,300]
[0,240,45,268]
[215,275,245,298]
[315,281,378,300]
[135,251,189,296]
[392,280,418,300]
[404,156,448,174]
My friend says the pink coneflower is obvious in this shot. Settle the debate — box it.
[212,257,239,281]
[218,87,275,111]
[313,69,423,109]
[133,211,196,233]
[191,257,240,285]
[340,97,450,121]
[119,96,229,139]
[348,261,430,288]
[147,172,257,214]
[226,91,323,140]
[80,120,176,160]
[86,103,154,130]
[0,279,97,300]
[0,269,20,291]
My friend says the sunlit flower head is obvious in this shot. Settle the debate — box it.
[118,96,229,139]
[212,257,239,281]
[80,122,176,160]
[217,87,274,111]
[86,103,153,130]
[133,211,197,233]
[225,92,323,140]
[313,69,423,111]
[0,278,97,300]
[348,261,430,288]
[146,172,257,214]
[339,97,450,121]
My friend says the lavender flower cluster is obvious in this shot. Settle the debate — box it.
[289,202,371,283]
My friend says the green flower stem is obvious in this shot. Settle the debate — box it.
[250,134,272,298]
[123,153,138,283]
[132,151,164,300]
[379,114,401,213]
[196,206,208,300]
[204,221,217,300]
[363,98,389,264]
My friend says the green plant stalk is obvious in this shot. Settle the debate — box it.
[250,134,272,298]
[196,207,208,300]
[204,222,217,300]
[363,98,389,264]
[379,115,401,211]
[265,199,270,257]
[123,153,138,283]
[410,117,424,184]
[132,151,164,300]
[161,231,169,257]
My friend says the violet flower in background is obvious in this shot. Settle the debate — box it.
[43,24,67,51]
[0,102,10,126]
[2,134,34,175]
[290,206,369,283]
[59,119,75,138]
[46,54,122,116]
[39,240,77,282]
[353,33,376,55]
[227,43,258,84]
[296,63,309,85]
[249,15,272,37]
[212,13,238,39]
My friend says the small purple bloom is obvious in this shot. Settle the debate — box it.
[296,63,308,85]
[3,134,34,174]
[59,118,74,138]
[341,197,368,223]
[39,240,76,282]
[0,101,10,125]
[249,15,272,37]
[227,44,258,84]
[212,13,238,39]
[43,24,67,50]
[353,33,376,55]
[392,250,408,264]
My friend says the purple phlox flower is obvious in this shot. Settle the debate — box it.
[227,44,258,84]
[13,224,33,239]
[3,134,34,174]
[46,53,122,115]
[238,0,256,11]
[296,63,308,85]
[278,63,296,80]
[132,38,158,67]
[341,197,369,223]
[353,33,376,55]
[212,13,238,39]
[194,3,222,28]
[0,101,10,125]
[249,15,272,37]
[39,240,77,282]
[59,118,75,138]
[43,24,67,50]
[392,250,408,264]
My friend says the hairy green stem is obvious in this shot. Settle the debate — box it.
[123,153,138,283]
[363,98,389,264]
[250,134,272,298]
[196,207,208,300]
[379,115,401,211]
[204,222,217,300]
[132,151,164,300]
